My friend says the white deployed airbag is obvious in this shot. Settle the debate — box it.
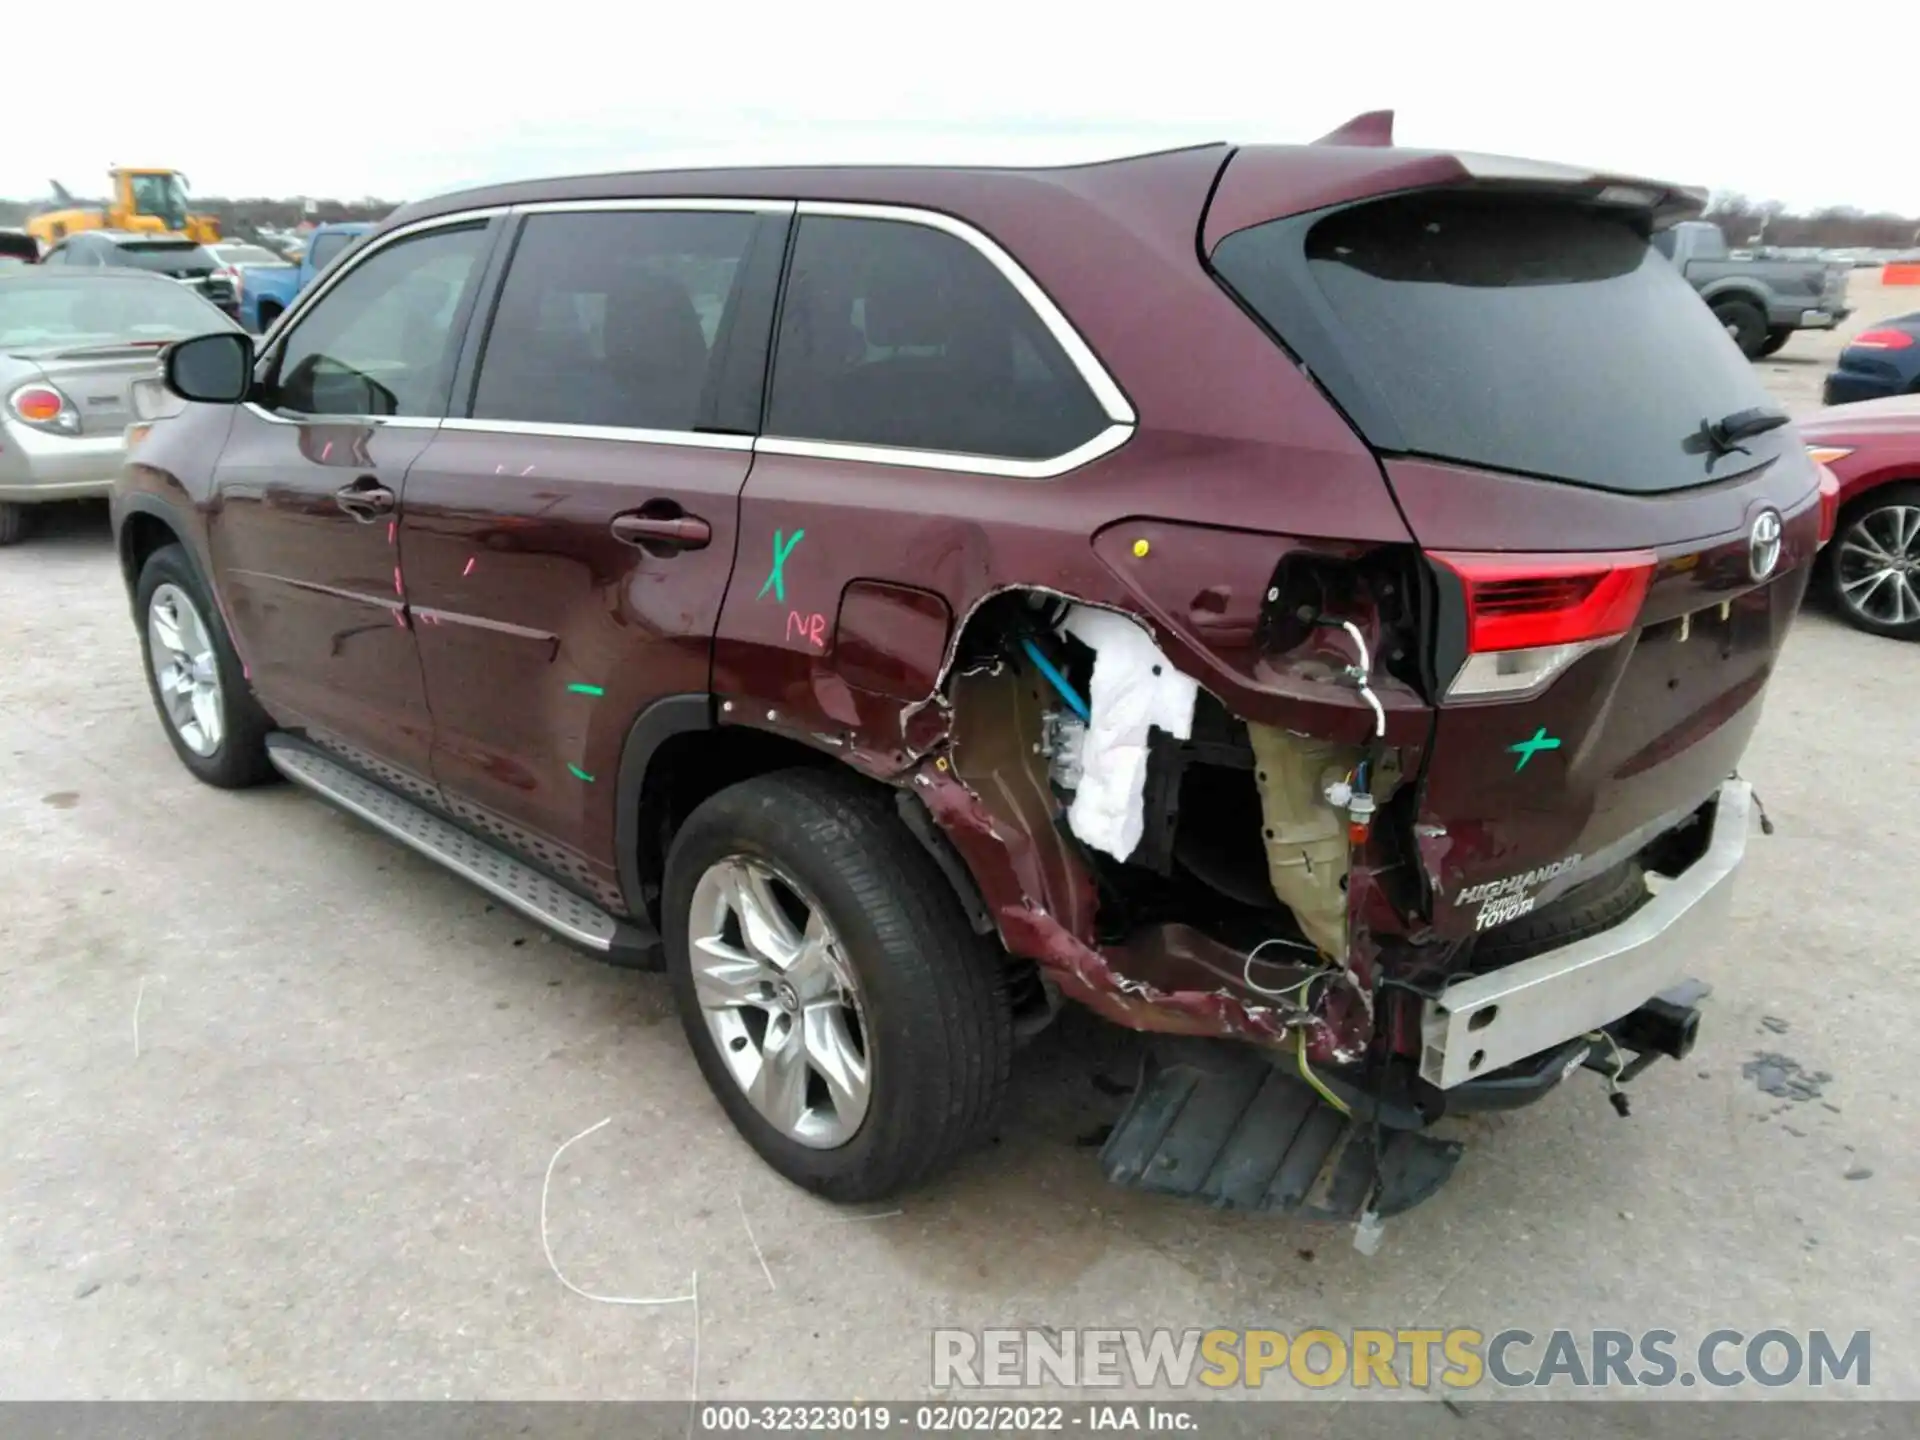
[1059,606,1199,861]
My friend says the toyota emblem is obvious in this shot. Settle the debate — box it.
[1748,509,1783,582]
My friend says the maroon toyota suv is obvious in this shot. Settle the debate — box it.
[114,115,1831,1225]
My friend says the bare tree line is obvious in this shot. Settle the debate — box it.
[1703,194,1920,250]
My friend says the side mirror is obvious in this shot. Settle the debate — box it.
[164,331,254,405]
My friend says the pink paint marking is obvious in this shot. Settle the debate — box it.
[392,609,406,629]
[462,556,476,578]
[520,465,535,476]
[242,662,251,681]
[387,520,396,545]
[785,610,828,651]
[320,441,333,461]
[393,566,404,597]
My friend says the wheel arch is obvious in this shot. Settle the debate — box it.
[1700,282,1768,312]
[618,696,853,926]
[116,499,188,601]
[1836,469,1920,526]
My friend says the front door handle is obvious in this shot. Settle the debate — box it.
[334,477,395,521]
[610,511,711,552]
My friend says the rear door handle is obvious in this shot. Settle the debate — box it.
[334,477,395,521]
[610,511,711,551]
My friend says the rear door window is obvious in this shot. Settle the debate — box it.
[269,224,490,418]
[468,210,757,433]
[764,215,1109,462]
[1210,193,1788,493]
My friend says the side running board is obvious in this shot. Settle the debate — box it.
[265,735,660,966]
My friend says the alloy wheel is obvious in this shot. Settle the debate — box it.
[147,582,225,757]
[687,856,872,1149]
[1836,505,1920,628]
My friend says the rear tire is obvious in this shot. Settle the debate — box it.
[135,543,276,787]
[1471,863,1651,968]
[0,502,26,545]
[1827,484,1920,640]
[1713,298,1769,358]
[1756,327,1793,358]
[663,768,1011,1202]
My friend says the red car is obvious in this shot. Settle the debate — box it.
[114,115,1826,1221]
[1800,396,1920,639]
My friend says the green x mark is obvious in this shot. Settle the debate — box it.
[1507,726,1563,772]
[757,528,805,604]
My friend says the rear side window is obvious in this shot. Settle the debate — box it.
[470,210,756,433]
[765,215,1108,461]
[1211,193,1788,493]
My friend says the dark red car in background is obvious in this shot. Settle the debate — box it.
[113,115,1827,1223]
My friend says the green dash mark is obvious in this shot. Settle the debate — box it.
[567,683,605,696]
[1506,727,1562,772]
[568,764,596,783]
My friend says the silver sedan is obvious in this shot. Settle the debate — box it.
[0,268,237,543]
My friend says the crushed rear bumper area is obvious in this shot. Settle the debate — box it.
[1419,780,1749,1090]
[1099,781,1748,1223]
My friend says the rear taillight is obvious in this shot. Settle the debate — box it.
[1850,329,1915,350]
[1432,550,1656,701]
[1815,465,1841,547]
[6,383,80,435]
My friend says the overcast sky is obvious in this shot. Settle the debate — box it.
[12,2,1912,213]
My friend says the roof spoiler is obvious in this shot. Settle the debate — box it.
[1313,111,1394,147]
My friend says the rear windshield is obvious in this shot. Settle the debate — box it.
[0,278,227,348]
[1210,192,1788,493]
[112,241,214,276]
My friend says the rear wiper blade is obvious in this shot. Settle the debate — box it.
[1697,406,1790,459]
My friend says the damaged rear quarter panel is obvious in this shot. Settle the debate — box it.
[707,167,1426,1052]
[710,438,1427,1057]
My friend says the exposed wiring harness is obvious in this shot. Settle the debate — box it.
[1241,937,1354,1118]
[1585,1028,1632,1116]
[1320,618,1386,739]
[1295,1030,1352,1117]
[1020,636,1090,721]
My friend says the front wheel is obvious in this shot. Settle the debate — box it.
[1756,327,1793,358]
[0,502,26,546]
[136,543,277,786]
[663,769,1011,1201]
[1828,485,1920,640]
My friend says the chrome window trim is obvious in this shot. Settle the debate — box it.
[245,196,1138,477]
[509,198,797,217]
[240,402,440,430]
[440,417,753,451]
[754,423,1133,480]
